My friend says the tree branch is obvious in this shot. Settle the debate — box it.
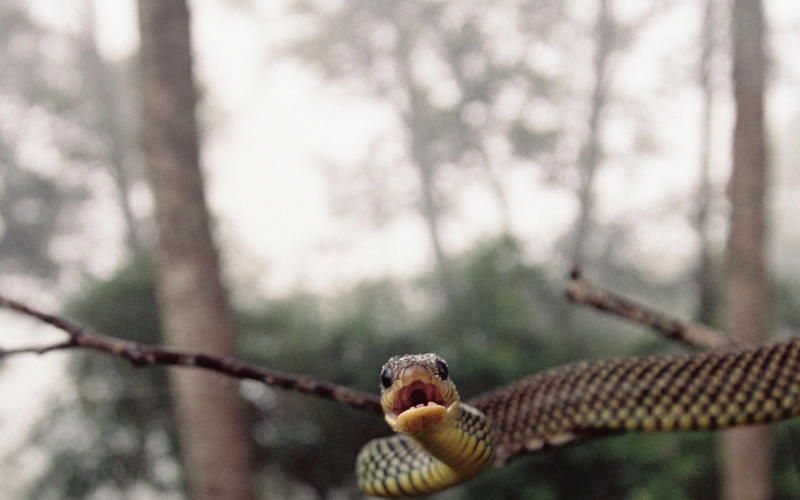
[0,295,383,415]
[0,270,742,419]
[565,268,743,350]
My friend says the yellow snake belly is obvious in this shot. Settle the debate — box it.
[358,338,800,496]
[357,403,494,497]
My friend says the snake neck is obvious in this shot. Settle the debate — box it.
[356,403,495,497]
[407,402,495,481]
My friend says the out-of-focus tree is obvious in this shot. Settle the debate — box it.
[27,233,800,499]
[692,0,723,326]
[19,258,181,499]
[136,1,256,499]
[289,0,566,308]
[561,0,677,274]
[719,0,771,499]
[0,2,92,280]
[76,0,143,253]
[559,0,622,356]
[0,0,146,282]
[570,0,615,268]
[1,2,156,496]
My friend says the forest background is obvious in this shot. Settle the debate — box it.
[1,0,800,499]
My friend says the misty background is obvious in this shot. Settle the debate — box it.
[1,0,800,499]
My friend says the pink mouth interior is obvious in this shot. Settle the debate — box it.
[390,380,446,417]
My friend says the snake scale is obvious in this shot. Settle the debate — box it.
[357,337,800,497]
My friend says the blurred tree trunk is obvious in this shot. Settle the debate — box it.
[694,0,718,325]
[563,0,614,356]
[572,0,613,268]
[79,1,142,253]
[136,2,256,500]
[720,0,771,499]
[482,157,512,233]
[404,63,460,309]
[419,161,459,308]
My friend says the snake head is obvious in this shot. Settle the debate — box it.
[379,353,460,435]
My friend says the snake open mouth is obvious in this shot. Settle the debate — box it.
[390,380,446,418]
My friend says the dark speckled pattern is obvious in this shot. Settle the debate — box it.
[470,338,800,463]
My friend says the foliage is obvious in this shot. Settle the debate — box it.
[20,256,182,499]
[288,0,567,234]
[29,236,800,499]
[0,1,142,281]
[0,2,90,279]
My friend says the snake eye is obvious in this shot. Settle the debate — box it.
[380,368,392,389]
[435,359,449,381]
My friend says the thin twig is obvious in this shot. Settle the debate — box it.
[0,294,383,415]
[565,268,743,350]
[0,341,78,356]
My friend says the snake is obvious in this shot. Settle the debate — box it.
[356,338,800,497]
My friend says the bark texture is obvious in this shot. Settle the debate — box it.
[720,0,771,499]
[136,2,256,499]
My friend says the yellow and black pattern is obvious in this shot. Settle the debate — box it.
[357,404,494,497]
[358,354,496,497]
[357,435,440,497]
[359,339,800,497]
[470,337,800,462]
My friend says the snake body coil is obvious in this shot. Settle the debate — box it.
[357,338,800,497]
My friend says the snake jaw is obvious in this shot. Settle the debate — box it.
[389,380,447,417]
[379,355,460,436]
[361,354,496,497]
[386,380,451,434]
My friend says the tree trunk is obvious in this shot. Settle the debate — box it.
[694,0,717,326]
[80,1,142,253]
[419,164,460,309]
[572,0,612,268]
[479,150,512,233]
[136,2,256,499]
[720,1,770,499]
[561,0,614,357]
[404,74,460,309]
